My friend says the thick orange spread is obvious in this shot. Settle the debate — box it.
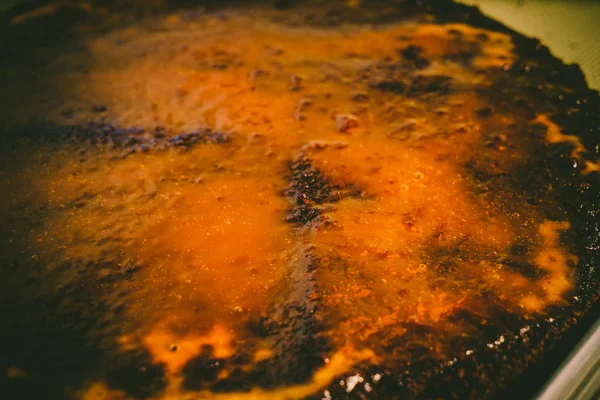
[0,4,586,399]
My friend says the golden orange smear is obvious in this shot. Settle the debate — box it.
[535,221,577,303]
[158,346,374,400]
[535,114,586,159]
[583,160,600,175]
[80,383,129,400]
[143,324,233,375]
[54,17,514,137]
[0,9,584,398]
[252,348,274,363]
[80,346,373,400]
[534,114,600,174]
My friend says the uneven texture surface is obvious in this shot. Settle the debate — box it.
[0,1,599,399]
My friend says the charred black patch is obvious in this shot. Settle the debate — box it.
[211,370,253,393]
[421,234,495,275]
[246,252,330,388]
[398,44,430,69]
[399,44,424,61]
[182,346,262,392]
[286,157,341,206]
[0,258,167,400]
[406,74,453,97]
[501,255,546,281]
[182,346,228,390]
[475,106,493,118]
[285,155,359,225]
[104,353,168,399]
[284,205,321,224]
[475,32,489,42]
[463,156,507,184]
[1,122,231,159]
[445,41,481,66]
[370,79,406,93]
[425,244,464,273]
[91,104,107,113]
[273,0,293,10]
[262,150,363,387]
